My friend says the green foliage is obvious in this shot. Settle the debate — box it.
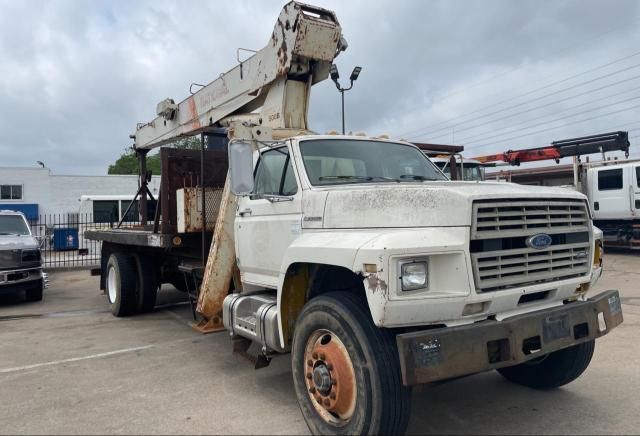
[107,136,203,175]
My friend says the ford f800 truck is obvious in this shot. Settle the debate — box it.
[86,3,623,434]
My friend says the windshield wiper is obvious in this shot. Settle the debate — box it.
[319,175,373,181]
[398,174,441,181]
[0,232,20,235]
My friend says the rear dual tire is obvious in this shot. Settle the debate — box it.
[106,252,158,317]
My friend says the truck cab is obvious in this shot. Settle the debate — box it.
[585,161,640,247]
[431,156,485,181]
[224,134,621,433]
[0,210,47,301]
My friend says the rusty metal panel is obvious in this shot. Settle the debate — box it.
[176,188,224,233]
[196,179,237,326]
[159,148,228,235]
[396,290,623,385]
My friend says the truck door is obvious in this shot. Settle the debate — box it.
[234,146,302,288]
[634,165,640,214]
[592,167,633,220]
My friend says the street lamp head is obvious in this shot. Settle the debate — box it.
[330,64,340,82]
[349,66,362,81]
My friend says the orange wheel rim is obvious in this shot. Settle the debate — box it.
[303,329,357,425]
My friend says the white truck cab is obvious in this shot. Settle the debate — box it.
[431,156,485,181]
[224,134,622,434]
[586,161,640,220]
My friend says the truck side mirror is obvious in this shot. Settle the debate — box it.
[229,141,254,195]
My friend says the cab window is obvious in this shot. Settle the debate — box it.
[598,169,623,191]
[253,148,298,198]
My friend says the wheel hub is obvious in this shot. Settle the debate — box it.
[304,330,357,424]
[312,363,332,395]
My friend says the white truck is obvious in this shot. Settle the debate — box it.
[89,3,623,434]
[581,160,640,248]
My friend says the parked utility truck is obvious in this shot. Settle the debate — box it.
[88,3,623,434]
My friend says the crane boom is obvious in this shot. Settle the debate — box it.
[133,1,346,150]
[472,131,630,166]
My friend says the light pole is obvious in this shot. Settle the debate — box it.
[330,65,362,134]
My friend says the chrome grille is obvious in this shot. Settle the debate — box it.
[471,199,591,293]
[472,200,589,240]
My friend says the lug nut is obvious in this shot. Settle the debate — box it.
[312,352,318,359]
[331,380,337,386]
[307,359,313,367]
[319,353,326,360]
[309,387,316,394]
[306,373,312,380]
[323,399,331,407]
[327,363,333,371]
[330,392,336,400]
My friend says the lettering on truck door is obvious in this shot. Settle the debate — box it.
[234,145,302,288]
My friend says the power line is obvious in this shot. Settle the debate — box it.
[398,48,640,140]
[464,95,640,147]
[453,86,640,144]
[428,12,640,104]
[464,102,640,151]
[434,75,640,143]
[406,60,640,141]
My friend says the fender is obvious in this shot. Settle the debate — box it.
[276,230,381,349]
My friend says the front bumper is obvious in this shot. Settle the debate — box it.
[396,289,623,385]
[0,267,43,295]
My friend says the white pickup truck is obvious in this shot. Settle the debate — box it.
[223,134,623,434]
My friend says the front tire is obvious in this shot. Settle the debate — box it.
[291,291,411,435]
[497,340,595,389]
[106,252,137,317]
[25,279,44,302]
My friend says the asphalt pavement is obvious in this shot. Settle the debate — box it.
[1,252,639,434]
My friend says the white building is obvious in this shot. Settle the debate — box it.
[0,166,160,220]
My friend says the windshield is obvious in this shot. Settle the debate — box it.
[299,139,446,186]
[439,163,483,181]
[0,215,30,235]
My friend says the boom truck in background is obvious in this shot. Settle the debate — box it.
[87,3,623,434]
[473,131,640,248]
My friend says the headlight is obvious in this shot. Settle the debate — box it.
[22,249,41,263]
[400,261,428,291]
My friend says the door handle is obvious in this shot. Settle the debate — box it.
[239,208,252,217]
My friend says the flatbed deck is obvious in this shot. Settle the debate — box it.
[85,229,176,248]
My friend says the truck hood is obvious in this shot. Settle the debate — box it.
[0,235,39,250]
[322,181,586,229]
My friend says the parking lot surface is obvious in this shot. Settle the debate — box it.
[1,252,640,435]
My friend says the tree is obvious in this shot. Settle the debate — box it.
[107,136,202,175]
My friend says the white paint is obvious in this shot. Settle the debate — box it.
[586,161,640,220]
[0,166,160,217]
[0,345,153,374]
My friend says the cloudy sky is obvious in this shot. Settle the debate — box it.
[1,0,639,174]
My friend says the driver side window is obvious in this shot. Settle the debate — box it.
[252,148,298,198]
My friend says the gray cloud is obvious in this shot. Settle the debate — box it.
[1,0,639,174]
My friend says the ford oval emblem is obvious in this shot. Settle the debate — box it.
[526,233,552,250]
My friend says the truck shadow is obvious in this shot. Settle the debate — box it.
[408,371,598,434]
